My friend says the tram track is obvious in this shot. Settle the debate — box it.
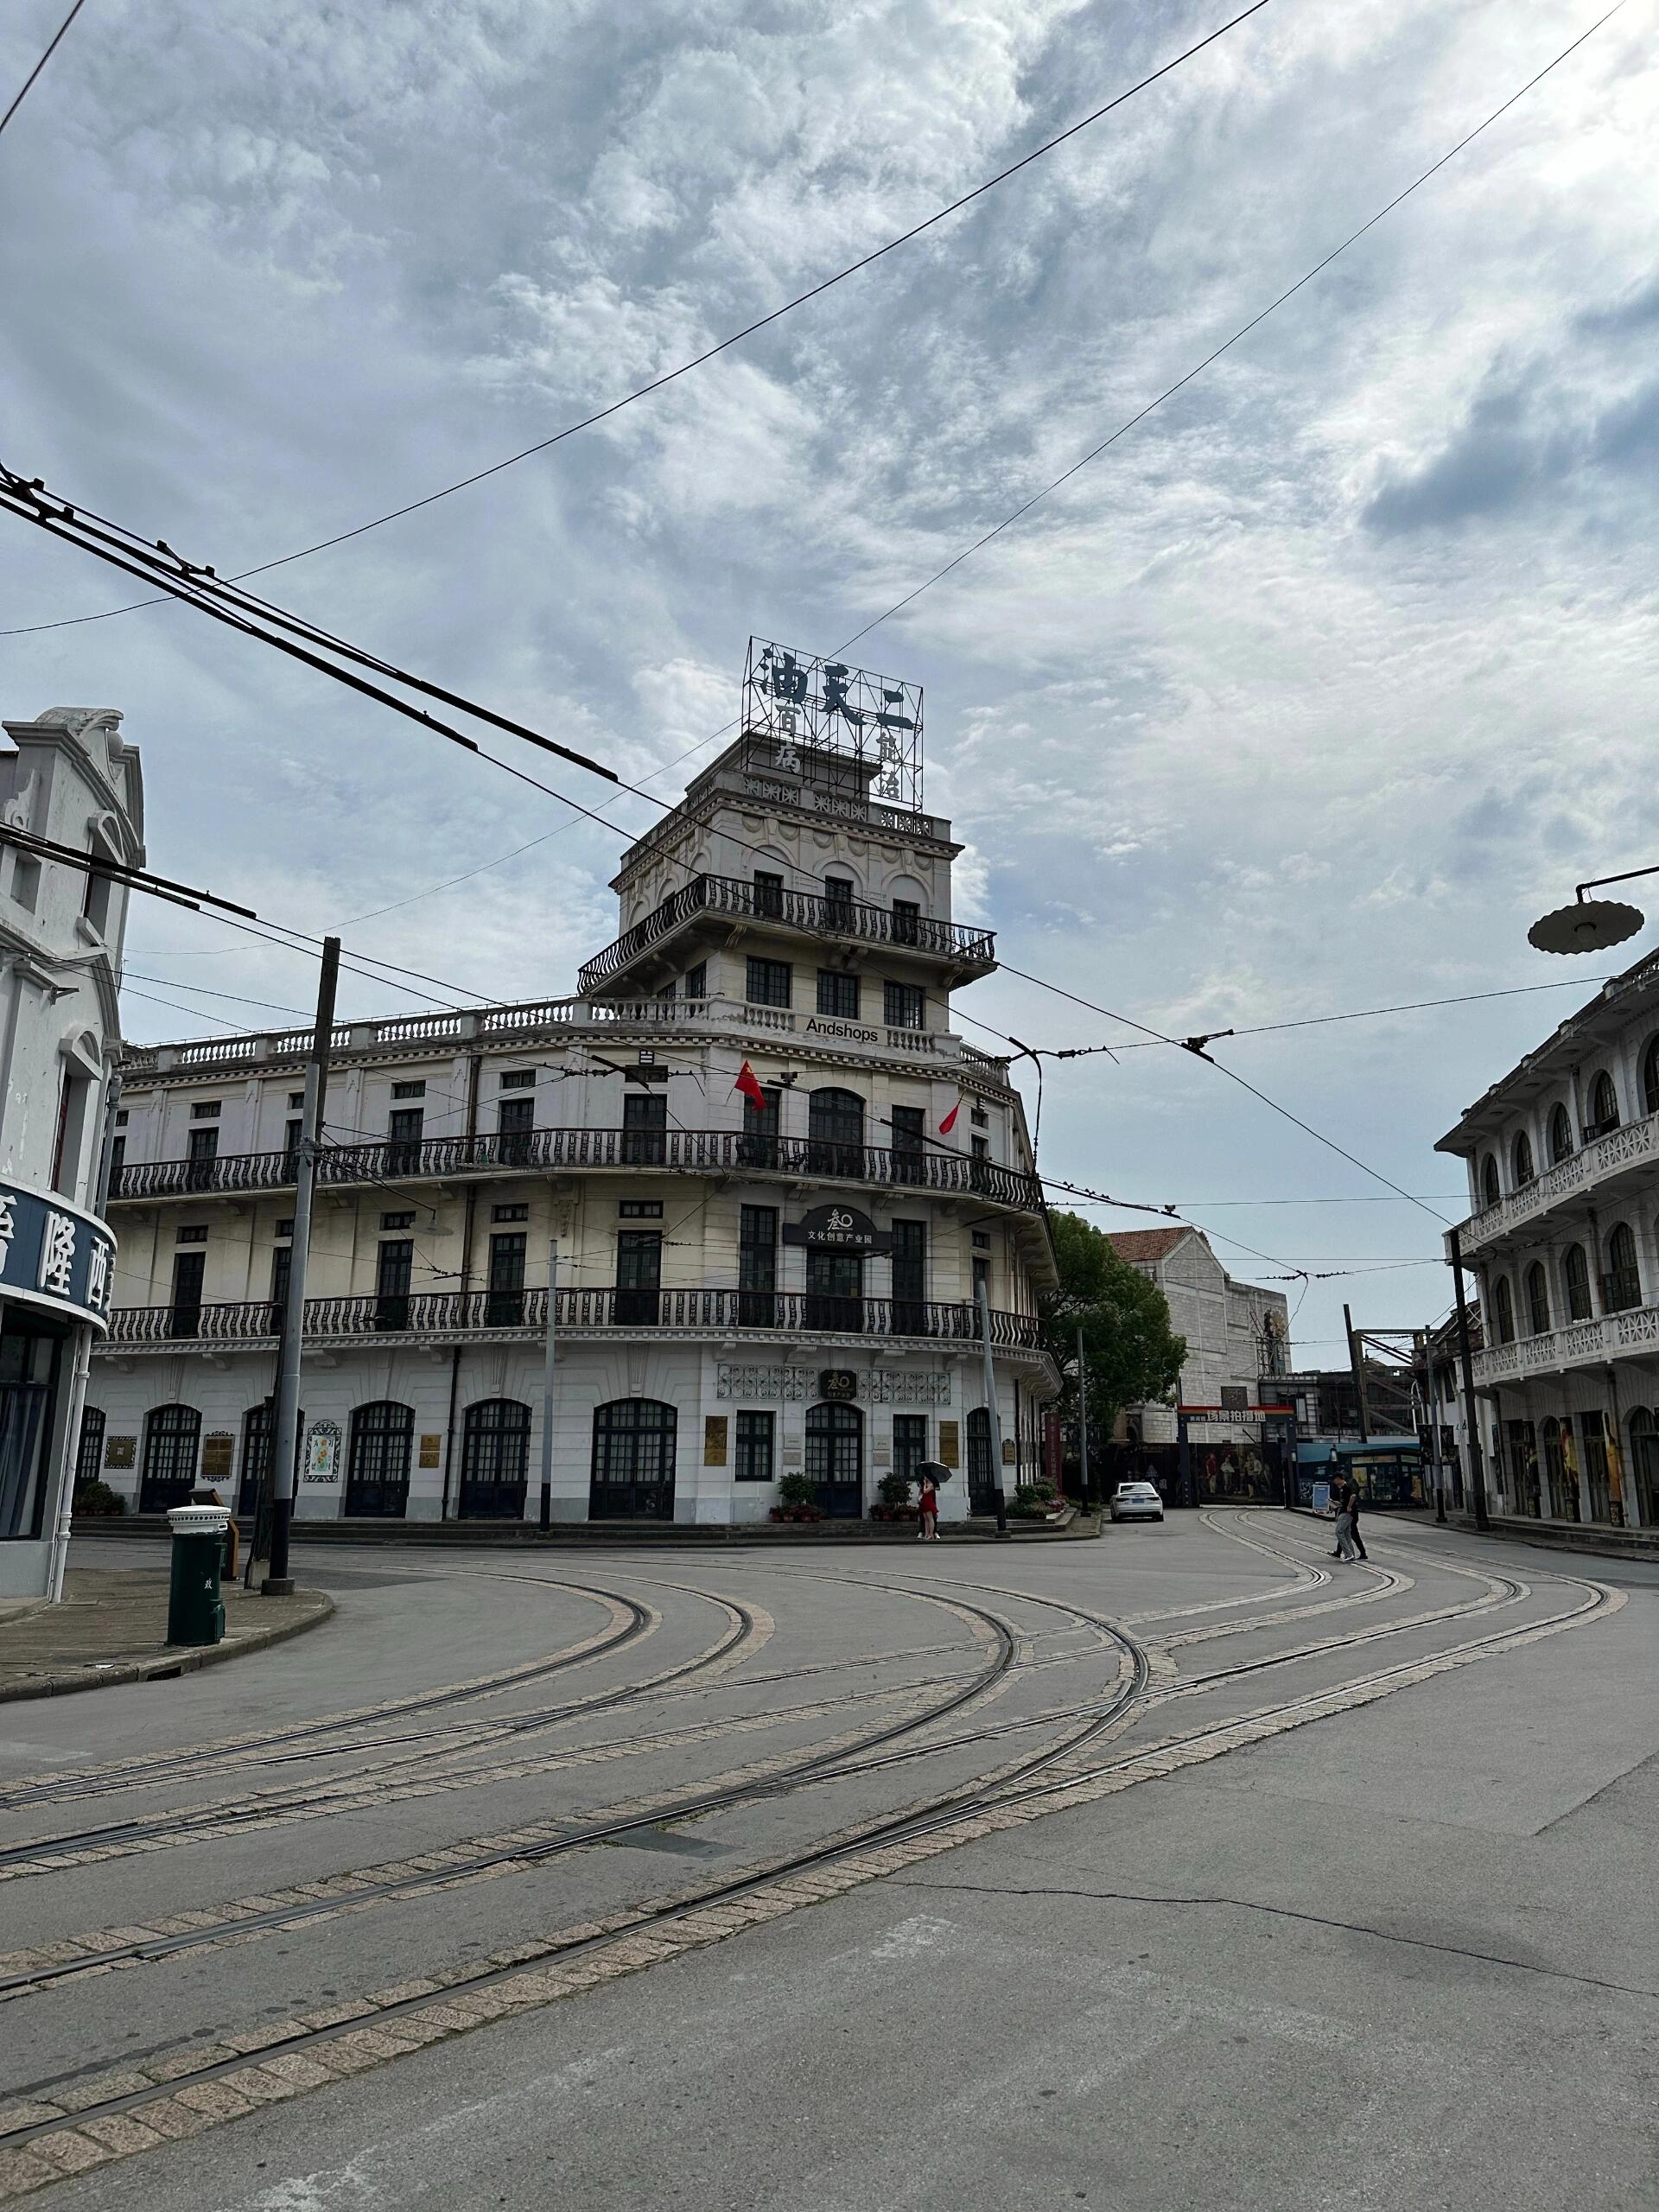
[0,1556,1618,2175]
[0,1577,658,1811]
[0,1590,1041,1998]
[0,1543,1545,1999]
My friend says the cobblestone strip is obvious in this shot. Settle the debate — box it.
[0,1580,1617,2201]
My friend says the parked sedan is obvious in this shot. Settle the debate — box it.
[1109,1480,1166,1523]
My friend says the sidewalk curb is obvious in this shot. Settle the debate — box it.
[0,1590,334,1704]
[75,1516,1096,1547]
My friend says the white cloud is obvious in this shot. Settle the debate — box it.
[0,0,1653,1350]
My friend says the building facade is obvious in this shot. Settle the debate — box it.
[0,709,140,1596]
[1436,948,1659,1530]
[1103,1227,1292,1501]
[88,718,1058,1528]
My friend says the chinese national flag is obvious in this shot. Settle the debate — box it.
[734,1061,768,1112]
[939,1095,962,1135]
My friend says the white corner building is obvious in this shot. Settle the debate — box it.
[1436,948,1659,1530]
[89,649,1058,1528]
[0,708,138,1596]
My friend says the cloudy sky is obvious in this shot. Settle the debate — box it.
[3,0,1655,1362]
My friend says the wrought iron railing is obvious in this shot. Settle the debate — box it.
[110,1126,1044,1214]
[105,1287,1046,1349]
[578,874,995,994]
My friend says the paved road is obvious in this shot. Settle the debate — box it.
[4,1513,1656,2208]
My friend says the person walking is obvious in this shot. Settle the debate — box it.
[1332,1482,1357,1562]
[916,1469,940,1542]
[1344,1476,1370,1561]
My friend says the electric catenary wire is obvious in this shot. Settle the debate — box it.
[0,3,1273,640]
[0,0,88,144]
[178,0,1629,938]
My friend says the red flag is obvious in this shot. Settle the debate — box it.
[939,1095,962,1135]
[734,1060,768,1112]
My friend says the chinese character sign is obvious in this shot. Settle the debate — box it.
[0,1177,117,1329]
[741,639,923,810]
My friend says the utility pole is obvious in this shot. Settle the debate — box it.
[1448,1225,1489,1533]
[976,1274,1009,1538]
[538,1238,558,1532]
[1344,1303,1371,1444]
[1075,1324,1091,1510]
[264,937,340,1596]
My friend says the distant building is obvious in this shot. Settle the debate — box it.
[1104,1227,1291,1501]
[0,709,141,1596]
[1436,947,1659,1530]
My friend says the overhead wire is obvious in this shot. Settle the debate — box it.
[112,0,1623,944]
[0,2,1273,640]
[0,0,88,143]
[996,958,1453,1228]
[54,16,1624,1248]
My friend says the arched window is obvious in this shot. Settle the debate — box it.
[1480,1154,1500,1209]
[1605,1222,1640,1311]
[74,1406,105,1491]
[346,1401,413,1518]
[460,1399,531,1520]
[1493,1276,1515,1345]
[1644,1039,1659,1117]
[807,1086,866,1178]
[1511,1130,1535,1188]
[590,1399,676,1521]
[1589,1071,1619,1135]
[1525,1262,1550,1337]
[804,1401,863,1518]
[140,1404,200,1513]
[1548,1103,1573,1165]
[966,1405,997,1515]
[1564,1243,1592,1321]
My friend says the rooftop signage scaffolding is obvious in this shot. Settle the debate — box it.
[741,638,924,813]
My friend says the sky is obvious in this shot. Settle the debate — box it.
[2,0,1656,1365]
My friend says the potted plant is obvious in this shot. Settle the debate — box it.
[770,1471,825,1523]
[871,1471,917,1522]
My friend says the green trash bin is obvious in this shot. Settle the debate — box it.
[165,1504,230,1647]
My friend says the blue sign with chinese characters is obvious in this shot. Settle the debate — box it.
[0,1178,116,1332]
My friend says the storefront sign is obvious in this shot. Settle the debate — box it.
[782,1204,892,1255]
[938,1419,960,1469]
[1220,1384,1249,1411]
[303,1421,341,1484]
[0,1176,116,1332]
[717,1364,950,1405]
[703,1415,728,1466]
[818,1370,857,1402]
[803,1017,879,1045]
[105,1434,135,1470]
[742,638,922,810]
[201,1433,234,1482]
[418,1433,443,1469]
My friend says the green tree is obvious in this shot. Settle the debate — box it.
[1040,1211,1186,1446]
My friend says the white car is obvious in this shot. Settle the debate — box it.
[1110,1480,1165,1523]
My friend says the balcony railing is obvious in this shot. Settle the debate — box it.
[1452,1109,1659,1258]
[110,1126,1046,1216]
[104,1288,1047,1351]
[578,874,996,995]
[1472,1295,1659,1384]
